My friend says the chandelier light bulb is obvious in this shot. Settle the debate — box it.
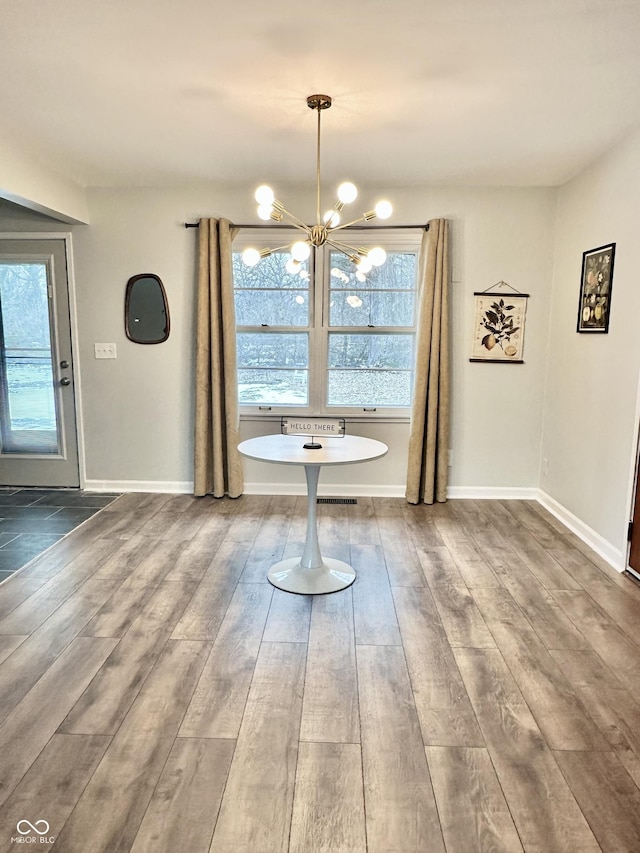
[324,210,340,228]
[291,241,311,262]
[286,258,301,274]
[257,204,273,221]
[242,247,261,267]
[374,200,392,220]
[255,185,275,206]
[357,256,373,274]
[368,247,387,266]
[337,182,358,204]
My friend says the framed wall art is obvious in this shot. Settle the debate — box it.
[577,243,616,333]
[470,283,529,363]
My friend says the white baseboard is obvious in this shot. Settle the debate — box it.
[536,489,625,572]
[243,482,407,498]
[84,480,537,500]
[85,479,405,498]
[246,484,538,499]
[83,479,194,494]
[447,486,539,500]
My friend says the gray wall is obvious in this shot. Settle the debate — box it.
[58,184,556,493]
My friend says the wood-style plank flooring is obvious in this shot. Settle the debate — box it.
[1,493,640,851]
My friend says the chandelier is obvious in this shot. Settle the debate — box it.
[242,94,392,274]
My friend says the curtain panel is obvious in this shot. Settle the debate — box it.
[405,219,450,504]
[194,218,243,498]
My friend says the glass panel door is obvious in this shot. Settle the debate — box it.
[0,239,79,487]
[0,261,60,453]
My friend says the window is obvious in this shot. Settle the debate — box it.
[233,249,312,407]
[233,229,420,418]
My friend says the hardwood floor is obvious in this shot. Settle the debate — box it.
[1,494,640,851]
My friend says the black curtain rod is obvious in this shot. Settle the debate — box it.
[184,222,428,231]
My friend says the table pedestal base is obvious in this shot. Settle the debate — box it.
[268,557,356,595]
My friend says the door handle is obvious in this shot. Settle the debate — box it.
[60,377,71,386]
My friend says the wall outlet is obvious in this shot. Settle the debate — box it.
[94,343,117,359]
[542,457,549,477]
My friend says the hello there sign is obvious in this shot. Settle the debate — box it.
[281,418,345,438]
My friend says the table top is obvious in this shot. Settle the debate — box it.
[238,434,388,467]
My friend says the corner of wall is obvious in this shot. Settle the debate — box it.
[536,488,625,571]
[537,186,562,493]
[0,137,89,224]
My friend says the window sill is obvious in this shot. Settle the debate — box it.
[239,411,411,426]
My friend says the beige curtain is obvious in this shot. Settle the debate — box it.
[405,219,450,504]
[194,218,243,498]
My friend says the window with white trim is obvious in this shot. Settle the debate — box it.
[233,229,420,418]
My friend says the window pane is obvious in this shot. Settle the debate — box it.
[329,251,417,290]
[238,369,308,405]
[237,332,308,368]
[329,290,414,327]
[233,252,310,289]
[327,334,414,407]
[327,369,412,407]
[235,289,308,326]
[328,333,414,369]
[0,263,60,454]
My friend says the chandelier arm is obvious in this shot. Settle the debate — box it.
[325,237,362,257]
[271,242,302,254]
[276,205,313,235]
[327,214,373,233]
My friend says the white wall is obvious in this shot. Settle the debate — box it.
[540,127,640,558]
[65,184,556,493]
[1,182,557,494]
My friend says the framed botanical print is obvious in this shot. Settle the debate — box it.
[470,289,529,363]
[577,243,616,333]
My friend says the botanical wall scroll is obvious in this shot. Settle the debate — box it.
[470,283,529,363]
[577,243,615,333]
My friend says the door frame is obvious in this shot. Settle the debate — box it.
[0,231,86,488]
[627,451,640,579]
[625,360,640,578]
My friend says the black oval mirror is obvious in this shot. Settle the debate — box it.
[125,274,170,344]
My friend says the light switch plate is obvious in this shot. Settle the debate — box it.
[94,343,117,359]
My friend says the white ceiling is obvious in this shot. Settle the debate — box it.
[1,0,640,189]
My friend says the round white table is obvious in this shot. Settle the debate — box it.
[237,434,388,594]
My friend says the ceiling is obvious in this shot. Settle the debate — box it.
[1,0,640,189]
